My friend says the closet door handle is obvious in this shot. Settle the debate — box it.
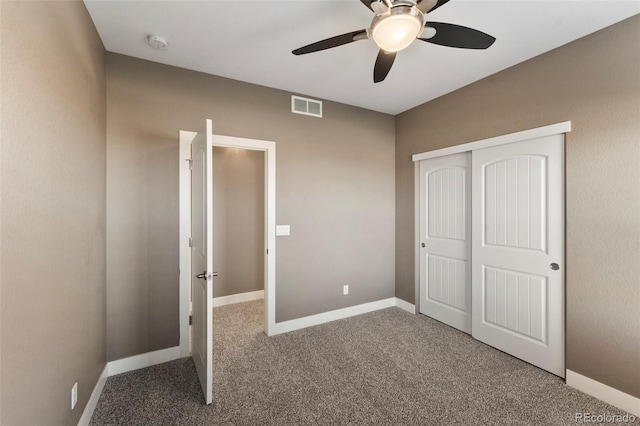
[550,263,560,271]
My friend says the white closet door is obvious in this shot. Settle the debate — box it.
[472,134,565,377]
[419,153,471,333]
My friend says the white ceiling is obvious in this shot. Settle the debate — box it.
[84,1,640,115]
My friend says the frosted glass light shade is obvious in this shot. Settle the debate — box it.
[371,14,422,52]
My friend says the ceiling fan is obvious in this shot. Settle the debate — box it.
[292,0,496,83]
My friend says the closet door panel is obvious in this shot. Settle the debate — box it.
[472,134,565,377]
[419,152,471,334]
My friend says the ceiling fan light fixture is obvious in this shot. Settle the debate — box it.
[370,5,423,52]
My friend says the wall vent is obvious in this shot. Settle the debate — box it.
[291,95,322,118]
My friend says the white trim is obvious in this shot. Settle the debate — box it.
[77,365,108,426]
[268,298,417,335]
[179,131,195,358]
[411,121,571,162]
[394,297,416,314]
[566,370,640,417]
[179,131,277,345]
[414,161,421,314]
[269,298,396,335]
[107,346,182,377]
[77,346,183,424]
[77,346,182,424]
[213,290,264,307]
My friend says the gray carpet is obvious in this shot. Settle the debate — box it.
[91,300,637,425]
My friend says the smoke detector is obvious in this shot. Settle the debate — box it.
[148,35,168,50]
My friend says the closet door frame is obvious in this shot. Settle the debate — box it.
[412,122,570,334]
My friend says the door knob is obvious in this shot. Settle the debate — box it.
[421,243,425,248]
[196,271,219,280]
[550,263,560,271]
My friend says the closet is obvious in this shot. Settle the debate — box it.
[414,124,566,377]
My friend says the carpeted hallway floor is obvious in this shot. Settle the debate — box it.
[90,300,637,425]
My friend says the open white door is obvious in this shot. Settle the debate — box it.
[419,152,471,333]
[472,134,565,377]
[191,119,214,403]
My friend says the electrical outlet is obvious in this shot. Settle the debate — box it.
[343,285,349,295]
[71,382,78,410]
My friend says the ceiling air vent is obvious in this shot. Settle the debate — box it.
[291,95,322,118]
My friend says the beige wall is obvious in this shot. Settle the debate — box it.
[396,15,640,397]
[106,53,396,360]
[213,147,265,298]
[0,1,106,424]
[0,1,635,418]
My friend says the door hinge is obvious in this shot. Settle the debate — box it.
[189,315,192,325]
[188,237,193,248]
[186,159,193,170]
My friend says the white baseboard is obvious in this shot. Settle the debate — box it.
[394,297,416,314]
[76,296,413,424]
[269,298,396,335]
[213,290,264,307]
[77,365,108,426]
[107,346,182,377]
[566,369,640,416]
[77,346,183,425]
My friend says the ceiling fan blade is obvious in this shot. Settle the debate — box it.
[373,50,396,83]
[292,30,368,55]
[418,0,450,14]
[361,0,389,13]
[360,0,374,11]
[420,22,496,49]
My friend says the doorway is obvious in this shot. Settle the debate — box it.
[414,122,569,378]
[212,146,265,303]
[179,131,277,359]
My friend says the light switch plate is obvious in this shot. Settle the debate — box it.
[276,225,290,236]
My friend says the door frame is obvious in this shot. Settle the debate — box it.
[413,121,571,315]
[412,121,571,377]
[179,130,277,357]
